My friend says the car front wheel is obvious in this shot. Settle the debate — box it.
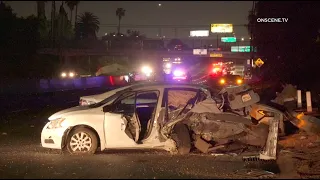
[65,127,98,155]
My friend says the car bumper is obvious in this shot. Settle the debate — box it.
[41,122,70,149]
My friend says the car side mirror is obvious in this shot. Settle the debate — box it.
[103,104,114,112]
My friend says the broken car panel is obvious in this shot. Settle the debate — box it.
[41,83,280,161]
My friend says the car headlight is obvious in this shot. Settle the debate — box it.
[79,99,96,106]
[69,72,75,77]
[141,66,153,74]
[47,118,65,129]
[61,72,67,78]
[173,70,185,77]
[236,79,243,84]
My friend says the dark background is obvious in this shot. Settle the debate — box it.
[1,1,320,89]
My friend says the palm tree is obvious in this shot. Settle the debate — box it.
[36,1,47,19]
[66,1,75,23]
[51,1,56,47]
[74,1,80,28]
[116,8,125,35]
[77,12,100,39]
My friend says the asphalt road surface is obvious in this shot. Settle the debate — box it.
[0,106,279,179]
[0,83,285,179]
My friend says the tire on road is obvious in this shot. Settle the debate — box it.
[171,123,191,155]
[65,127,98,155]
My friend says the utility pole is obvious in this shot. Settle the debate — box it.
[216,34,219,48]
[158,28,162,38]
[51,1,56,48]
[250,1,256,68]
[174,28,177,38]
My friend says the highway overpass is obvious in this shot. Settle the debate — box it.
[37,48,251,61]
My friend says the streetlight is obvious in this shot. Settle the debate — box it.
[241,37,244,41]
[158,3,162,7]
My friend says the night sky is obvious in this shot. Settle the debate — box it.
[7,1,253,39]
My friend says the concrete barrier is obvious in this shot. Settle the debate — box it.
[0,76,127,95]
[296,90,317,113]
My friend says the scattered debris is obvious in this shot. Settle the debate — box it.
[272,84,297,106]
[193,135,225,153]
[299,136,307,140]
[233,169,276,179]
[278,131,319,149]
[289,112,320,134]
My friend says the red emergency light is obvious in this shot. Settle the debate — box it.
[212,62,223,66]
[212,67,221,73]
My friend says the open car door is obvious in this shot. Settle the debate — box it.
[122,110,141,142]
[104,92,141,147]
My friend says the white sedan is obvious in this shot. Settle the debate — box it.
[79,84,134,106]
[41,82,212,155]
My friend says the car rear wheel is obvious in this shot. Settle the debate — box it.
[171,123,191,155]
[65,127,98,155]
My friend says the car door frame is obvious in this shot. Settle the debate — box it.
[103,90,161,148]
[161,87,202,122]
[103,91,138,148]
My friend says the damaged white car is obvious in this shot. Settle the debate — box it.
[41,83,279,160]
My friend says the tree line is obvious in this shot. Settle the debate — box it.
[0,1,148,79]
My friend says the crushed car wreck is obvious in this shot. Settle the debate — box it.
[162,84,279,160]
[41,82,280,161]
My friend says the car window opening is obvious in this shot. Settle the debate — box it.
[112,91,159,142]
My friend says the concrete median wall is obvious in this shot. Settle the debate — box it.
[0,76,127,94]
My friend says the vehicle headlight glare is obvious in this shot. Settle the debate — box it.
[69,72,75,77]
[141,66,153,74]
[237,79,243,84]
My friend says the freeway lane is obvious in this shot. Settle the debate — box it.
[0,81,302,179]
[0,86,115,115]
[0,144,247,179]
[0,105,272,179]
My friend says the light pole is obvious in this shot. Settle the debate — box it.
[250,1,256,70]
[216,33,219,48]
[157,5,162,39]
